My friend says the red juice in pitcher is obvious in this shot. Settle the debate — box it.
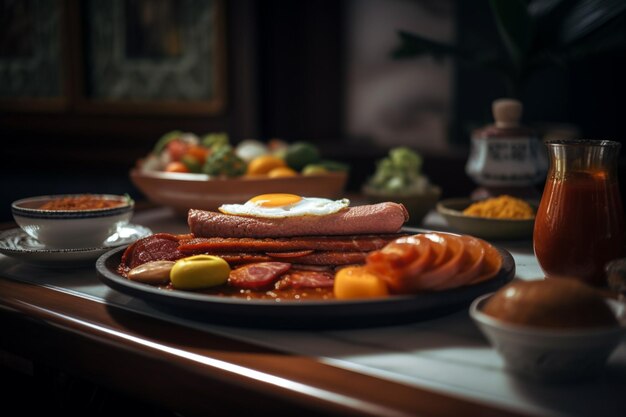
[533,140,626,287]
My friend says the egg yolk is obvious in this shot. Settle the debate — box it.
[247,193,302,208]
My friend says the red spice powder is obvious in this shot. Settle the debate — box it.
[39,195,125,210]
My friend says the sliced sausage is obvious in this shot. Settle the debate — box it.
[228,262,291,289]
[275,270,335,290]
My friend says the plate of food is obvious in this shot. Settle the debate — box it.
[131,132,349,216]
[437,195,536,240]
[96,194,515,328]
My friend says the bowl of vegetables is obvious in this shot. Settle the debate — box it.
[362,147,441,226]
[131,132,349,216]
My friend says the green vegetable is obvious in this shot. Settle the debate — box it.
[389,147,422,173]
[301,160,349,175]
[202,144,247,177]
[202,132,229,149]
[181,155,203,173]
[284,142,321,171]
[302,164,328,176]
[368,147,426,192]
[153,130,183,154]
[317,159,349,172]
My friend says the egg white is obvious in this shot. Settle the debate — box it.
[219,197,350,218]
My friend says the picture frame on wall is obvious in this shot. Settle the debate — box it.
[0,0,68,112]
[79,0,227,115]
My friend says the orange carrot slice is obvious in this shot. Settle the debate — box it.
[469,238,502,284]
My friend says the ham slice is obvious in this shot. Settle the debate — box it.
[187,202,409,238]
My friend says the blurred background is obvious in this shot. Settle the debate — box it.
[1,0,625,221]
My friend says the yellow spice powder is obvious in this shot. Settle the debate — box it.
[463,195,534,219]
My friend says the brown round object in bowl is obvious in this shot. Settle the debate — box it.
[483,277,618,328]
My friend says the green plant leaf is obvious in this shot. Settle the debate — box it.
[489,0,534,68]
[392,31,462,62]
[528,0,573,50]
[556,0,626,46]
[560,15,626,60]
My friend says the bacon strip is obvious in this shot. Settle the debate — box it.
[177,234,405,253]
[182,251,369,266]
[119,232,375,272]
[188,202,409,238]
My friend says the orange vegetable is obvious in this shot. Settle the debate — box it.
[185,145,210,165]
[334,266,389,299]
[165,161,190,173]
[267,166,298,178]
[247,155,286,176]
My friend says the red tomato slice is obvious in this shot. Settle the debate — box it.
[366,235,433,294]
[414,233,467,290]
[432,235,485,290]
[468,238,502,284]
[418,233,448,269]
[166,140,189,162]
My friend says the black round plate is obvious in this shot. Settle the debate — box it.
[96,245,516,329]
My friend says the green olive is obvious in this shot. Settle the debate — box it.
[170,255,231,290]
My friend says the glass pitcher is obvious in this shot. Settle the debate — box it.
[533,140,625,287]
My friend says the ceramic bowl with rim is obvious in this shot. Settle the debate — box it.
[470,292,625,382]
[130,168,348,216]
[437,198,535,240]
[12,194,134,249]
[362,185,441,227]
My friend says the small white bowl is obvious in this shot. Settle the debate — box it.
[470,293,625,382]
[12,194,134,249]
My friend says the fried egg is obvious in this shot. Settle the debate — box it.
[219,194,350,218]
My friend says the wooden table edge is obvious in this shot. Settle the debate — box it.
[0,277,533,417]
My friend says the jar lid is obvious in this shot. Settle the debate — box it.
[493,98,522,128]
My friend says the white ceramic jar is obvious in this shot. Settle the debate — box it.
[465,99,548,195]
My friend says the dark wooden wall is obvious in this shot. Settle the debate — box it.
[1,0,625,222]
